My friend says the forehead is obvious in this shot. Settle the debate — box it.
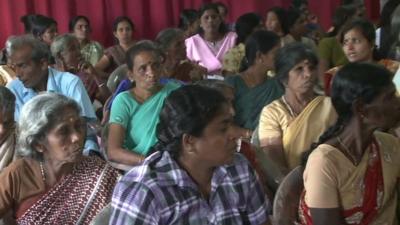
[344,28,364,38]
[76,19,88,25]
[201,9,219,17]
[10,45,33,61]
[117,21,131,28]
[51,106,80,125]
[133,51,157,66]
[205,103,231,126]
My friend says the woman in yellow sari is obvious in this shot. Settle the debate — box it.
[258,43,337,185]
[324,19,399,95]
[300,62,400,225]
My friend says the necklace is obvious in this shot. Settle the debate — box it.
[39,162,46,183]
[336,136,358,165]
[282,96,297,117]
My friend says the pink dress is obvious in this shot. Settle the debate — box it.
[185,32,237,75]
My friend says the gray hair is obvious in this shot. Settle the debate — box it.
[8,34,50,62]
[155,28,184,52]
[0,86,15,114]
[51,34,79,58]
[18,93,81,160]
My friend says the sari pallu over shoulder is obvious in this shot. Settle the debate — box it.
[16,156,119,225]
[282,96,337,170]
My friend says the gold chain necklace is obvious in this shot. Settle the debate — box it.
[282,96,298,117]
[39,162,46,183]
[336,136,358,165]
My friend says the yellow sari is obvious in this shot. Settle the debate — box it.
[282,96,337,169]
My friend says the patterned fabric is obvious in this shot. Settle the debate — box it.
[81,41,103,66]
[110,151,270,225]
[16,156,119,225]
[104,45,126,74]
[75,71,98,102]
[222,43,245,74]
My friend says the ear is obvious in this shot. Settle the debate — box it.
[39,58,49,71]
[352,98,365,119]
[255,51,263,63]
[181,133,197,154]
[127,69,135,81]
[33,140,46,154]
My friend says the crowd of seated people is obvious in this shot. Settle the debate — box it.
[0,1,400,225]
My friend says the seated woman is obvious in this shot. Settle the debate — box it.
[264,7,286,37]
[0,87,17,171]
[110,85,271,224]
[20,14,58,46]
[324,19,400,95]
[0,93,119,224]
[299,62,400,225]
[51,34,110,104]
[178,9,200,38]
[222,12,264,76]
[156,28,206,82]
[225,30,284,131]
[185,3,237,76]
[95,16,136,80]
[69,15,103,66]
[107,42,181,166]
[258,43,337,184]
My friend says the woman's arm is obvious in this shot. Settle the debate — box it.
[107,123,145,165]
[94,55,112,80]
[309,208,345,225]
[260,139,290,187]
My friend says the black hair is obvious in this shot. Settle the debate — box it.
[69,15,91,32]
[197,3,228,35]
[235,13,262,45]
[329,4,357,37]
[151,85,227,158]
[239,30,280,72]
[266,7,287,34]
[340,19,380,60]
[214,2,228,15]
[301,62,393,166]
[178,9,199,30]
[379,1,400,58]
[126,41,161,70]
[20,14,57,38]
[0,86,15,114]
[274,42,318,85]
[284,8,302,32]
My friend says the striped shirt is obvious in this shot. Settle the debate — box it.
[110,151,270,225]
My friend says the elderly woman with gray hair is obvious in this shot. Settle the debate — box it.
[51,34,110,104]
[257,43,337,186]
[0,87,17,171]
[156,28,206,82]
[0,93,119,224]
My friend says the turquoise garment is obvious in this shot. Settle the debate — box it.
[225,75,284,130]
[109,82,180,155]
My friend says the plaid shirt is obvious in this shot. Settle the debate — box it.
[110,151,270,225]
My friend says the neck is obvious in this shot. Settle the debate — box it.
[242,66,268,87]
[120,40,134,51]
[33,72,49,92]
[203,32,222,42]
[42,156,82,187]
[290,32,301,41]
[336,117,376,164]
[132,85,160,103]
[78,38,89,47]
[177,155,213,199]
[163,57,179,76]
[284,89,315,113]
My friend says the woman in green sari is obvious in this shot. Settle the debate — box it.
[225,30,283,130]
[107,41,180,165]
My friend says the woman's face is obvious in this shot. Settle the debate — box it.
[191,103,240,166]
[59,39,82,71]
[167,35,187,62]
[0,110,14,145]
[342,28,373,62]
[200,9,222,34]
[361,84,400,130]
[41,24,58,45]
[114,21,133,44]
[265,11,281,33]
[286,59,317,94]
[187,19,200,37]
[290,15,307,36]
[131,51,161,91]
[39,107,85,164]
[73,19,90,41]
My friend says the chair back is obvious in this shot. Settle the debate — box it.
[272,166,304,225]
[90,203,112,225]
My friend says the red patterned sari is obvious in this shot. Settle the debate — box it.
[16,156,119,225]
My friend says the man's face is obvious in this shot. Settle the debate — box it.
[10,46,48,90]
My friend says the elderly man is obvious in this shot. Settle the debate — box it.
[6,35,98,155]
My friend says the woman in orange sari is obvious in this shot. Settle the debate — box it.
[324,19,399,95]
[300,62,400,225]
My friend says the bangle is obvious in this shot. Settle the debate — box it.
[98,83,105,88]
